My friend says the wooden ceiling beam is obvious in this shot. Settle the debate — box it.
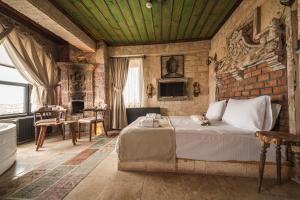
[197,1,219,37]
[181,0,196,39]
[125,0,142,42]
[2,0,96,52]
[77,0,114,42]
[167,0,174,41]
[137,0,150,41]
[0,1,65,45]
[189,0,209,38]
[160,0,163,40]
[174,0,185,41]
[150,2,156,40]
[102,1,130,43]
[115,0,137,43]
[98,1,129,42]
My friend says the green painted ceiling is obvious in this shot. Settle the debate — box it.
[51,0,241,46]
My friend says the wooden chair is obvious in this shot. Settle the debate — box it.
[33,106,66,144]
[78,104,107,141]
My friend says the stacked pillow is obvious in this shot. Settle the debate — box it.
[204,96,281,131]
[205,100,227,121]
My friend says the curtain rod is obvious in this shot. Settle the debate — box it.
[109,55,146,59]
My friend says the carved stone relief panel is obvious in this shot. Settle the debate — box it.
[211,17,286,84]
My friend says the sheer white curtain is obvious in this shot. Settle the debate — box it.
[123,58,144,108]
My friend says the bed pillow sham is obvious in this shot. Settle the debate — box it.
[262,103,281,131]
[205,100,227,121]
[222,96,268,131]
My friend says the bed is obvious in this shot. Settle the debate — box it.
[117,116,286,163]
[116,96,290,178]
[171,116,286,162]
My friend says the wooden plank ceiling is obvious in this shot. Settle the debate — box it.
[51,0,241,46]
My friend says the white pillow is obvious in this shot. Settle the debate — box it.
[222,96,268,131]
[206,100,227,121]
[262,103,281,131]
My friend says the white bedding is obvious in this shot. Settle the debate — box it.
[170,116,286,162]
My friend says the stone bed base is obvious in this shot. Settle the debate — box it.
[118,158,292,179]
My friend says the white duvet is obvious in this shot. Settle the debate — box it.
[170,116,286,162]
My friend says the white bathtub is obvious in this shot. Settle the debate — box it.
[0,123,16,175]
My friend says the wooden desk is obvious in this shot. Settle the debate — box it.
[256,131,300,192]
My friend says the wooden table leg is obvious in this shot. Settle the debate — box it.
[71,123,76,146]
[36,126,46,151]
[62,125,66,140]
[276,144,281,185]
[40,127,46,147]
[258,142,269,193]
[35,126,38,145]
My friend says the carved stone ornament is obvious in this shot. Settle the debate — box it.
[213,18,286,81]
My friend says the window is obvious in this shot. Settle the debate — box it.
[123,59,143,108]
[0,44,31,117]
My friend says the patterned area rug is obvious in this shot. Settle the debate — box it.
[2,135,117,200]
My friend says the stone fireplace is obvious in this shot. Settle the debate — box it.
[58,62,95,119]
[71,100,84,114]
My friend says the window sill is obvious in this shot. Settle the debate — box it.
[0,113,33,120]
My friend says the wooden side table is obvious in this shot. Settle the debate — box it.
[63,120,78,146]
[255,131,300,192]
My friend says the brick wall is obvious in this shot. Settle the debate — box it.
[217,64,289,131]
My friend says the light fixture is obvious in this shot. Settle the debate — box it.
[146,0,152,9]
[279,0,295,6]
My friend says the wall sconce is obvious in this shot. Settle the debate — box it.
[146,83,154,98]
[207,53,217,65]
[296,39,300,54]
[207,53,220,72]
[193,82,200,97]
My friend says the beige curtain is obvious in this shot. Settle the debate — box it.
[0,25,58,109]
[110,57,129,129]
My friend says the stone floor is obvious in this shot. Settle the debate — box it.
[65,152,300,200]
[1,132,300,200]
[0,131,116,199]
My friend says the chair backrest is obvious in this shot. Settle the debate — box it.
[33,105,67,124]
[48,105,67,120]
[83,104,107,121]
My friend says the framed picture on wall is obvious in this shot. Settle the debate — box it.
[161,55,184,78]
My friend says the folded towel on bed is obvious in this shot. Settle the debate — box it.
[139,118,159,128]
[146,113,162,119]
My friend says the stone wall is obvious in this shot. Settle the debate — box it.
[57,43,110,129]
[109,41,210,116]
[58,43,109,108]
[209,0,289,131]
[209,0,284,102]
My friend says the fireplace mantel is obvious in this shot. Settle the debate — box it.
[57,62,96,71]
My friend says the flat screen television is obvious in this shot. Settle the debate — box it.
[157,78,188,101]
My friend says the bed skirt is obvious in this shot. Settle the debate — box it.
[118,158,292,179]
